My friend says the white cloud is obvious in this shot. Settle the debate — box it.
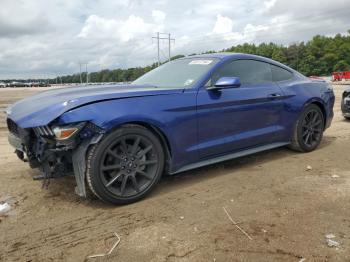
[152,10,166,24]
[243,23,269,35]
[209,14,270,42]
[212,14,233,34]
[264,0,277,10]
[78,14,157,42]
[78,15,119,38]
[118,15,155,41]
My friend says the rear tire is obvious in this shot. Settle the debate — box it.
[86,125,165,204]
[289,104,324,152]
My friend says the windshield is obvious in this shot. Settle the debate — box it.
[133,58,219,88]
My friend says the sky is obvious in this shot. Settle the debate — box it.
[0,0,349,79]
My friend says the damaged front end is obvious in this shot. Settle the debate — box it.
[6,118,104,197]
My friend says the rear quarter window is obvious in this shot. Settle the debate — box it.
[271,64,294,82]
[211,59,272,85]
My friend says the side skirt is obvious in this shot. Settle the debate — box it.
[170,142,289,175]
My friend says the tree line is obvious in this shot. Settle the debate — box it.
[10,30,350,84]
[223,30,350,76]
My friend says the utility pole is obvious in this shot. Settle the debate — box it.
[79,62,82,84]
[168,33,171,62]
[152,32,175,66]
[85,63,88,84]
[156,32,160,66]
[296,44,299,71]
[79,62,88,85]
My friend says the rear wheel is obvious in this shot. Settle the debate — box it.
[86,125,164,204]
[289,104,324,152]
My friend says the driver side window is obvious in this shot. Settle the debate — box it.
[210,59,272,86]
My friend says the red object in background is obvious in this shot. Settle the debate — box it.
[345,71,350,80]
[332,71,350,81]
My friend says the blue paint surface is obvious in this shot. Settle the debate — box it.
[7,53,335,173]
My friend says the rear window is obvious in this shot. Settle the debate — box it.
[271,64,293,82]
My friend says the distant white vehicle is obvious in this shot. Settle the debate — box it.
[0,82,6,88]
[9,81,26,87]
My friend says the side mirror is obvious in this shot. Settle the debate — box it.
[209,77,241,90]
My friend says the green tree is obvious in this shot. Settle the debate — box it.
[32,30,350,84]
[333,60,350,72]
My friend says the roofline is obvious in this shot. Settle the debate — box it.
[177,52,305,78]
[180,52,293,69]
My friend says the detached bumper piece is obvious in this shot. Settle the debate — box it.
[6,119,104,194]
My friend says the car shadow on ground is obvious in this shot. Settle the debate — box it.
[316,135,337,149]
[37,135,336,207]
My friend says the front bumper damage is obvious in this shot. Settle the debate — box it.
[6,119,104,197]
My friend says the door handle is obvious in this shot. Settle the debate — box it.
[268,93,282,99]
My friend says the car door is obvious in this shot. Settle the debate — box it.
[196,59,285,159]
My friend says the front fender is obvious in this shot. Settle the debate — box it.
[57,92,199,171]
[58,99,169,134]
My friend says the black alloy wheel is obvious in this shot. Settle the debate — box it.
[289,104,325,152]
[86,125,165,204]
[301,109,323,148]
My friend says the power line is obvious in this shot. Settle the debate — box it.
[152,32,175,66]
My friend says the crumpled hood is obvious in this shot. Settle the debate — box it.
[7,84,182,128]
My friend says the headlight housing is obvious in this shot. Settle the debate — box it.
[52,122,86,140]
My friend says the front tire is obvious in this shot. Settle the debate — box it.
[86,125,165,204]
[289,104,324,152]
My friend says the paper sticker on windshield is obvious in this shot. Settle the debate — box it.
[189,60,213,65]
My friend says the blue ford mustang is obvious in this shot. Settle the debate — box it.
[6,53,334,204]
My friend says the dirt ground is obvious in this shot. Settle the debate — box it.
[0,85,349,262]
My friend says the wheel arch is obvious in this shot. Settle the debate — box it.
[307,99,327,129]
[103,120,172,173]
